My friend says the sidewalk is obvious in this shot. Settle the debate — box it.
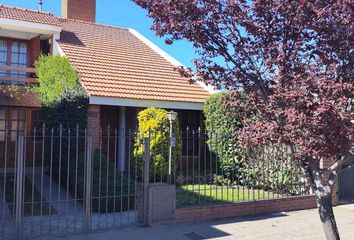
[36,204,354,240]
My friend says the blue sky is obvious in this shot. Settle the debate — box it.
[2,0,198,67]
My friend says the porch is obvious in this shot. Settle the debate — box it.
[87,105,205,172]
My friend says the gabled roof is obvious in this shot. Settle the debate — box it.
[59,20,211,103]
[0,5,61,26]
[0,5,211,104]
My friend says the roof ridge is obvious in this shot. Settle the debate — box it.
[0,5,55,16]
[0,4,128,31]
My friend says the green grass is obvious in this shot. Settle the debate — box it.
[1,175,56,217]
[176,184,282,207]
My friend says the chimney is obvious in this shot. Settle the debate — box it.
[62,0,96,22]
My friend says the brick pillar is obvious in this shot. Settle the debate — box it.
[87,105,100,149]
[320,158,338,205]
[136,183,176,225]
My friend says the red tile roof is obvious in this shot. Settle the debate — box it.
[1,5,211,103]
[0,5,61,26]
[59,20,211,103]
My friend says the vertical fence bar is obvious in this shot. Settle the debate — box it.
[84,136,93,233]
[48,128,54,233]
[127,129,132,226]
[209,130,213,205]
[15,136,24,240]
[65,128,71,233]
[39,124,45,235]
[73,125,79,232]
[113,129,118,227]
[105,126,110,227]
[185,127,189,206]
[142,137,150,226]
[1,123,8,237]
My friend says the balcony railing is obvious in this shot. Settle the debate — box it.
[0,65,38,84]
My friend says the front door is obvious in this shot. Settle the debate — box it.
[0,107,26,168]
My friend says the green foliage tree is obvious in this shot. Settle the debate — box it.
[34,55,79,107]
[135,107,181,181]
[34,55,89,200]
[205,94,303,193]
[40,87,88,129]
[33,55,88,128]
[204,93,247,183]
[204,92,241,152]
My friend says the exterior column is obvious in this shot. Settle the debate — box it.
[118,106,126,172]
[87,105,100,149]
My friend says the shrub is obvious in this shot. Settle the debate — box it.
[34,55,80,107]
[204,93,245,180]
[40,87,89,130]
[135,107,181,181]
[33,55,89,129]
[34,55,90,203]
[205,94,303,194]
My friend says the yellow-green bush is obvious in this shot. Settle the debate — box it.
[135,107,181,181]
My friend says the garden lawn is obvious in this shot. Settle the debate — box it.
[176,184,281,207]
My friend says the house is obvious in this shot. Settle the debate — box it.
[0,0,212,169]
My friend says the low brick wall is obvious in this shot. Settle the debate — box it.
[161,195,317,224]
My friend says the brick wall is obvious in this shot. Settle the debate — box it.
[87,104,100,148]
[62,0,96,22]
[0,87,41,108]
[160,196,317,225]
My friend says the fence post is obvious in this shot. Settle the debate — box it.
[15,136,24,240]
[143,137,150,226]
[84,136,93,233]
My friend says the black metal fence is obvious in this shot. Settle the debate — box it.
[0,125,311,239]
[0,125,143,240]
[133,126,311,208]
[175,129,311,207]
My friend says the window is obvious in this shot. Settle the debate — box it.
[11,41,27,77]
[0,38,28,82]
[0,40,7,77]
[31,110,43,130]
[0,108,42,141]
[10,109,26,141]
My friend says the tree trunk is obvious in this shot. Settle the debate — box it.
[315,193,340,240]
[305,159,341,240]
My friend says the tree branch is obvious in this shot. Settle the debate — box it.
[328,159,354,188]
[327,152,352,172]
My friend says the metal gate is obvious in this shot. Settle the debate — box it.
[339,156,354,202]
[0,126,150,240]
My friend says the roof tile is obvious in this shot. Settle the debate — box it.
[59,20,211,103]
[0,5,61,26]
[0,5,211,103]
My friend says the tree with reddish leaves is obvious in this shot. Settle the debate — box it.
[133,0,353,239]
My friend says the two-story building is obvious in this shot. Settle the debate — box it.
[0,0,212,169]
